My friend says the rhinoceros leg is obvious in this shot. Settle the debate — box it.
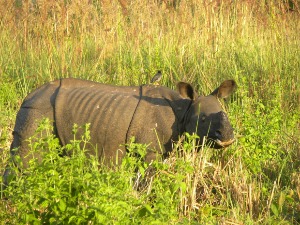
[3,107,56,187]
[11,107,56,167]
[3,81,60,186]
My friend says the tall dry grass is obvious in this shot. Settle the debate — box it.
[1,1,299,93]
[0,0,299,223]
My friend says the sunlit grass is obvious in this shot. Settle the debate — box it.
[0,0,299,223]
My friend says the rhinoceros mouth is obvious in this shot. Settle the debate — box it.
[214,138,235,148]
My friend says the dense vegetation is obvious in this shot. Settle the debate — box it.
[0,0,299,224]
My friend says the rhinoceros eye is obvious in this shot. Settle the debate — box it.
[201,115,206,122]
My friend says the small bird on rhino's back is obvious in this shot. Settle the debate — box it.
[151,70,162,85]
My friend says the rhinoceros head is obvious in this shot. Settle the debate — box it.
[178,80,236,148]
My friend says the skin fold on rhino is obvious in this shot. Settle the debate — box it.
[6,78,236,173]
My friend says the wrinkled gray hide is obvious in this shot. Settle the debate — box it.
[8,78,236,169]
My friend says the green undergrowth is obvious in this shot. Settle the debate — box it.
[2,121,174,224]
[0,0,299,224]
[1,118,299,224]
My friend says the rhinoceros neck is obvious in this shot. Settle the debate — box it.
[165,98,193,134]
[141,85,193,134]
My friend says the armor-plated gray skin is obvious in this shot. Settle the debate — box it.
[8,78,236,169]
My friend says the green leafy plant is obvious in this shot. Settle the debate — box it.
[1,0,300,224]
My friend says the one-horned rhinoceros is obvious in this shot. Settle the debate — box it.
[9,78,236,168]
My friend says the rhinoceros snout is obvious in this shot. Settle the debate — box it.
[213,128,233,139]
[209,111,235,148]
[213,126,235,148]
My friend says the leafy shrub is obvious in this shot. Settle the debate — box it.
[2,120,189,224]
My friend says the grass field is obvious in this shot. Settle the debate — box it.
[0,0,299,224]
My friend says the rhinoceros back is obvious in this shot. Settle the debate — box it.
[55,78,141,163]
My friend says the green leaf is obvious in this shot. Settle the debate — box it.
[270,203,279,217]
[278,191,286,212]
[138,204,154,217]
[84,172,92,179]
[144,204,154,214]
[26,213,38,223]
[40,199,49,208]
[68,216,78,223]
[180,182,187,193]
[59,199,67,212]
[50,217,57,223]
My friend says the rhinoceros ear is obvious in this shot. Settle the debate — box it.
[177,82,197,100]
[211,80,237,99]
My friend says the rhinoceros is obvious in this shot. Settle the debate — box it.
[8,78,236,169]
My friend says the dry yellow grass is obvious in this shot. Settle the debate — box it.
[0,0,299,223]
